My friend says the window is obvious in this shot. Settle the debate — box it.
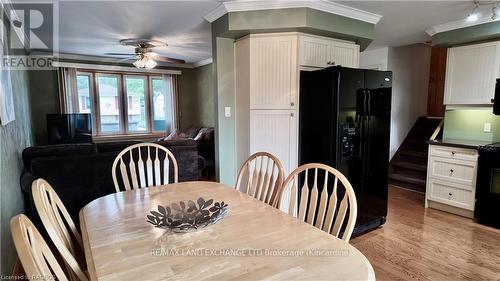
[73,70,175,136]
[76,74,92,113]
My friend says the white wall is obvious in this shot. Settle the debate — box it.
[360,47,389,70]
[387,44,431,159]
[360,45,431,159]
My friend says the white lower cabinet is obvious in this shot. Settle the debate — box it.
[250,109,297,212]
[250,109,297,175]
[425,144,478,217]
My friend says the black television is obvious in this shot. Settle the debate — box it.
[47,113,92,144]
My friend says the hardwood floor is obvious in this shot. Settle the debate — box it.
[351,186,500,281]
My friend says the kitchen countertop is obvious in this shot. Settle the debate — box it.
[427,138,492,150]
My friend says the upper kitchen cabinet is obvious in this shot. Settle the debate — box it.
[250,34,298,110]
[298,34,360,68]
[299,35,331,68]
[444,41,500,105]
[331,41,360,68]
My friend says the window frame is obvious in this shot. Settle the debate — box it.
[75,69,167,137]
[123,74,150,133]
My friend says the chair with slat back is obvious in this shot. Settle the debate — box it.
[11,214,87,281]
[278,163,358,242]
[235,152,285,207]
[112,143,178,192]
[32,179,89,281]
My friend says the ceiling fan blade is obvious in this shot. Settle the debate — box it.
[118,57,135,62]
[105,52,135,56]
[155,56,186,64]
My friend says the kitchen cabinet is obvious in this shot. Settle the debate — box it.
[444,41,500,105]
[299,35,360,68]
[234,32,357,184]
[250,110,297,174]
[250,35,298,110]
[299,35,331,68]
[331,41,360,68]
[425,144,478,217]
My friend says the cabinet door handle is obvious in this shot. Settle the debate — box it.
[448,192,453,199]
[451,151,455,156]
[450,169,454,174]
[290,102,295,107]
[290,113,294,117]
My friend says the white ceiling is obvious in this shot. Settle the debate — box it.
[52,1,489,63]
[338,1,484,50]
[57,1,219,64]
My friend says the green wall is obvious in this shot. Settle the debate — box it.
[28,69,59,145]
[432,21,500,47]
[443,109,500,142]
[178,63,215,130]
[0,20,33,275]
[214,38,236,185]
[214,8,375,50]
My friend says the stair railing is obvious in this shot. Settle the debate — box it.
[429,119,444,141]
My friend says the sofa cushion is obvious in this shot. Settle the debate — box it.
[95,140,142,153]
[21,139,200,227]
[22,143,95,172]
[194,127,214,142]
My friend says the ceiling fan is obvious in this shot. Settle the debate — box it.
[106,39,186,69]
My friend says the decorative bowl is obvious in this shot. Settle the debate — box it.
[147,197,228,232]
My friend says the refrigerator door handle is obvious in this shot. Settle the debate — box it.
[367,89,371,120]
[363,89,367,116]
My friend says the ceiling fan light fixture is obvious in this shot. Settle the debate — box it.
[133,58,146,68]
[144,58,157,69]
[133,56,157,70]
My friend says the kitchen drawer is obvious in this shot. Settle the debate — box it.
[427,178,475,210]
[428,156,477,187]
[429,145,478,161]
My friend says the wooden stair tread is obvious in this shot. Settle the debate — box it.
[389,173,426,186]
[393,161,427,172]
[389,116,442,192]
[400,150,427,159]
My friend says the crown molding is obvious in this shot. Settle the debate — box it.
[426,15,500,36]
[203,0,382,24]
[52,61,182,75]
[31,51,196,69]
[193,58,213,68]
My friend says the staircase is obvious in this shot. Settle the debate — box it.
[389,117,443,192]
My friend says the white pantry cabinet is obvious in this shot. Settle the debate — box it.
[250,110,297,174]
[299,34,359,68]
[444,41,500,105]
[250,35,298,110]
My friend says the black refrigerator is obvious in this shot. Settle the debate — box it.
[299,66,392,235]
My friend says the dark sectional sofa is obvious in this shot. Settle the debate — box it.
[20,139,200,228]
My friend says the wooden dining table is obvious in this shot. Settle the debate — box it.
[79,181,375,281]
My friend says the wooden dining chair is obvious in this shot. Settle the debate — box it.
[32,179,89,281]
[112,143,178,192]
[11,214,88,281]
[235,152,285,207]
[278,163,358,242]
